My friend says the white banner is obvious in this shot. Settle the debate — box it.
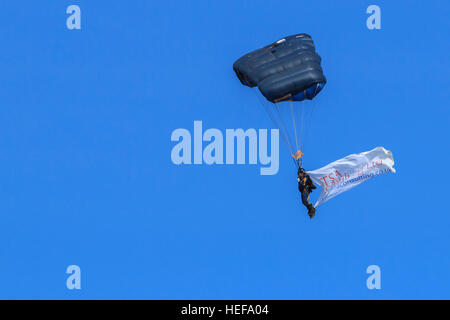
[308,147,396,207]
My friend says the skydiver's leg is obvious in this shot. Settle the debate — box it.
[307,202,316,219]
[303,192,315,219]
[300,190,316,218]
[301,191,309,207]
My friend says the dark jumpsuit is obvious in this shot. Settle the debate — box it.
[297,169,316,217]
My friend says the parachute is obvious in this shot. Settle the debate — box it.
[233,33,326,167]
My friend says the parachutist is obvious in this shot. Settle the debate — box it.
[233,34,326,217]
[297,167,317,218]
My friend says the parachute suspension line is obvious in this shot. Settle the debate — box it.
[252,89,294,156]
[273,102,296,156]
[303,101,312,156]
[273,103,295,155]
[299,100,305,151]
[274,103,300,168]
[305,98,316,154]
[265,103,298,169]
[289,100,299,153]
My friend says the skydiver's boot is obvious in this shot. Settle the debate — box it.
[307,205,315,219]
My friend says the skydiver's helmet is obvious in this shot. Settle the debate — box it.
[297,167,306,176]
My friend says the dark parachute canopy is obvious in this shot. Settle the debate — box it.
[233,34,326,165]
[233,33,326,103]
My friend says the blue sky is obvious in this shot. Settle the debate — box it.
[0,1,449,299]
